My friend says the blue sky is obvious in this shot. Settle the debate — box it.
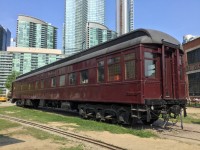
[0,0,200,49]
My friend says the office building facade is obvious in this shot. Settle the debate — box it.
[0,25,11,51]
[183,37,200,99]
[86,22,117,49]
[63,0,105,55]
[116,0,134,36]
[0,51,12,95]
[16,15,57,49]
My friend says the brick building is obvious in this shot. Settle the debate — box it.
[183,37,200,99]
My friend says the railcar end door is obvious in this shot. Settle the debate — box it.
[164,51,174,99]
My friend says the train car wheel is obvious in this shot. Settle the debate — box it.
[95,112,102,121]
[118,111,127,124]
[79,108,87,119]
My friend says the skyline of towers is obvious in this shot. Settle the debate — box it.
[63,0,134,55]
[116,0,134,36]
[16,15,57,49]
[2,1,134,55]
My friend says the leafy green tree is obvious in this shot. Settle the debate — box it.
[5,71,21,91]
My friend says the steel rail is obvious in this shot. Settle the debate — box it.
[0,114,126,150]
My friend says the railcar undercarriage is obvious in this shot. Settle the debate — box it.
[13,98,187,128]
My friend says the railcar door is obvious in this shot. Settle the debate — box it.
[162,43,185,100]
[164,51,174,99]
[143,50,162,99]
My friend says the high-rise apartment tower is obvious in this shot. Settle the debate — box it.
[116,0,134,36]
[16,15,57,49]
[86,22,117,49]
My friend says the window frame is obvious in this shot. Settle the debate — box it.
[80,70,89,84]
[51,77,56,88]
[41,80,44,89]
[144,51,157,78]
[59,75,66,87]
[97,60,105,83]
[68,72,77,85]
[35,81,39,89]
[107,55,121,82]
[124,52,136,80]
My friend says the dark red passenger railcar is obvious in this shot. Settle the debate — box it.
[12,29,187,125]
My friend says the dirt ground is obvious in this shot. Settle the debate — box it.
[0,101,15,107]
[0,135,65,150]
[1,103,200,150]
[187,107,200,113]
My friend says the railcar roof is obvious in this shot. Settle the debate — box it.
[16,28,182,80]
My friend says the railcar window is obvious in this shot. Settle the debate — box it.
[108,57,121,81]
[59,75,66,86]
[124,53,135,61]
[144,52,157,59]
[41,80,44,89]
[35,81,38,89]
[69,73,76,85]
[51,77,56,87]
[125,53,136,79]
[80,70,89,84]
[98,61,105,82]
[28,84,31,90]
[144,52,156,78]
[108,57,120,64]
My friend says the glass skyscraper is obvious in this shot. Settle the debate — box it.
[116,0,134,36]
[63,0,105,55]
[87,0,105,25]
[16,15,57,49]
[63,0,87,55]
[0,25,11,51]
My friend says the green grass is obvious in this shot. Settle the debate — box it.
[183,114,200,124]
[187,103,200,108]
[0,119,20,131]
[0,106,156,138]
[60,145,84,150]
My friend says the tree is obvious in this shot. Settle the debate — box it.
[5,71,21,91]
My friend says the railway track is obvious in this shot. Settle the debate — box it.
[152,123,200,143]
[0,114,126,150]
